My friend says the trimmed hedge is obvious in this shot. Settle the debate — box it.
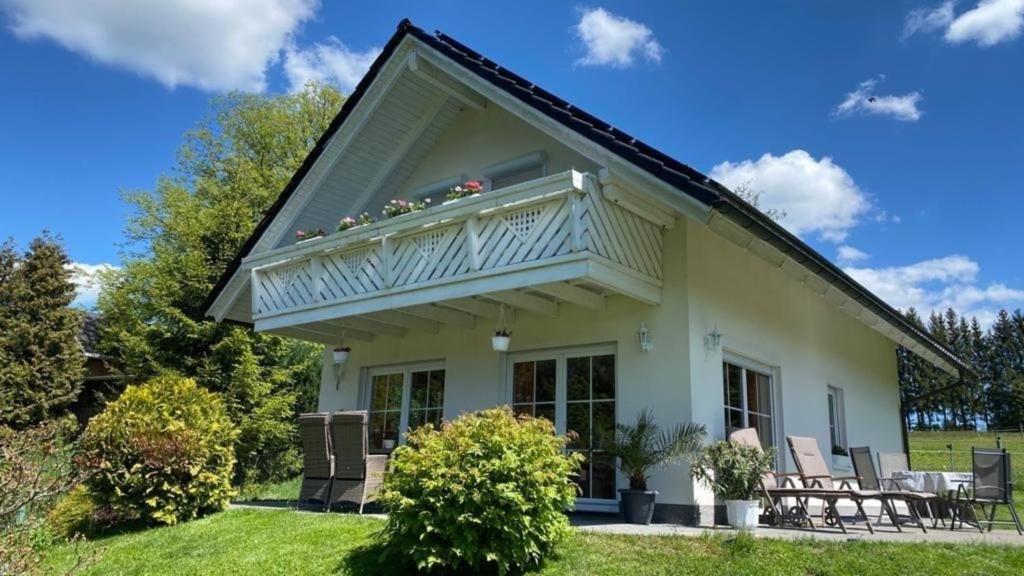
[379,407,582,574]
[82,375,237,526]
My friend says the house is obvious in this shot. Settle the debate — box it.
[71,312,124,427]
[204,19,968,524]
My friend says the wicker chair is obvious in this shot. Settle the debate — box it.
[297,412,334,510]
[329,411,388,513]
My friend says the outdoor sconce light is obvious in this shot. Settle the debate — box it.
[638,322,653,353]
[705,326,723,351]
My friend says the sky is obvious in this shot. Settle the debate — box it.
[0,1,1021,325]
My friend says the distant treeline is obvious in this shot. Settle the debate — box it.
[899,308,1024,431]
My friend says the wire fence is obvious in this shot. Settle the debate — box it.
[909,431,1024,487]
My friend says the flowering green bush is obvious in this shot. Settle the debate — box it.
[337,212,375,232]
[382,198,430,218]
[378,407,582,574]
[446,179,484,201]
[691,440,776,500]
[81,375,237,526]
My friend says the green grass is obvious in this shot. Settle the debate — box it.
[233,476,301,502]
[44,508,1024,576]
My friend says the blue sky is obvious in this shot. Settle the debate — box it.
[0,1,1021,323]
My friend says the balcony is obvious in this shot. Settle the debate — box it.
[244,170,666,341]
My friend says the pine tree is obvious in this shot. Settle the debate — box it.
[0,233,85,428]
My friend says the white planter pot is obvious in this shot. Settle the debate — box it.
[332,350,350,364]
[382,439,396,450]
[491,335,511,351]
[725,500,760,531]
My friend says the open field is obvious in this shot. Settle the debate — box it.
[44,508,1024,576]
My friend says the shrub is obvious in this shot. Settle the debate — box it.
[81,375,237,526]
[46,485,97,539]
[378,407,582,574]
[603,409,705,490]
[691,440,776,500]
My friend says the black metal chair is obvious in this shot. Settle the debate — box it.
[953,447,1023,534]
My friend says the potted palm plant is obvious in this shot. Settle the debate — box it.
[691,440,776,530]
[603,409,706,524]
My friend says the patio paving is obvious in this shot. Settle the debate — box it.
[570,513,1024,545]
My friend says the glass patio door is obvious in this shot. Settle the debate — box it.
[366,363,445,451]
[508,346,617,507]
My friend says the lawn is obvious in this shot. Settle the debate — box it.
[233,476,302,503]
[44,508,1024,576]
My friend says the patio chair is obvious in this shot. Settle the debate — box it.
[297,412,334,510]
[786,435,901,534]
[849,446,935,533]
[329,411,388,514]
[953,448,1023,534]
[877,452,911,488]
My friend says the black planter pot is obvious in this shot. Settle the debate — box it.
[619,489,658,524]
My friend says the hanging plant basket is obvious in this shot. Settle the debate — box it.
[492,332,511,352]
[333,347,351,364]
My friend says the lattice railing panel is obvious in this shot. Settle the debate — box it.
[477,200,572,271]
[581,192,663,280]
[321,245,386,300]
[255,260,313,314]
[390,225,470,287]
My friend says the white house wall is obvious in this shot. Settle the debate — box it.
[685,219,902,509]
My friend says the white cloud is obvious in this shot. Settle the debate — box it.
[845,255,1024,327]
[833,76,923,122]
[710,150,871,243]
[283,38,380,93]
[0,0,318,91]
[903,1,956,39]
[67,262,118,309]
[574,7,663,68]
[904,0,1024,46]
[837,245,870,265]
[946,0,1024,45]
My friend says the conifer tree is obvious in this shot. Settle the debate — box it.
[0,234,85,428]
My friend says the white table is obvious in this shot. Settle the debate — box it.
[889,470,972,494]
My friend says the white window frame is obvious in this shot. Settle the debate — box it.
[361,360,446,451]
[827,385,847,451]
[505,343,617,512]
[722,352,780,449]
[482,151,547,192]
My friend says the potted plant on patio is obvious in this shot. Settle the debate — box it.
[603,409,706,525]
[691,440,776,531]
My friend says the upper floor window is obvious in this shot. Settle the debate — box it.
[484,151,547,191]
[410,176,465,205]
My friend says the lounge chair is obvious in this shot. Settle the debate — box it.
[953,448,1023,534]
[329,411,388,513]
[297,412,334,510]
[786,435,902,534]
[728,428,816,530]
[849,446,936,532]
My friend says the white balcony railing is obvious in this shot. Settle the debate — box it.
[245,170,664,328]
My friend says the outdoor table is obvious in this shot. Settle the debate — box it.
[889,470,972,494]
[889,470,973,526]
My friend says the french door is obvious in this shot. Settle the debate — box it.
[366,363,445,451]
[508,346,617,507]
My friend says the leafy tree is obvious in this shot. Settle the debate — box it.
[0,234,85,428]
[98,84,343,483]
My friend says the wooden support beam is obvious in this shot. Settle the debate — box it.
[268,324,374,345]
[488,290,559,318]
[401,304,476,329]
[362,310,439,334]
[408,52,486,111]
[439,297,511,321]
[323,317,405,338]
[533,282,605,311]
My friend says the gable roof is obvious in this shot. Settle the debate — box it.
[203,18,971,376]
